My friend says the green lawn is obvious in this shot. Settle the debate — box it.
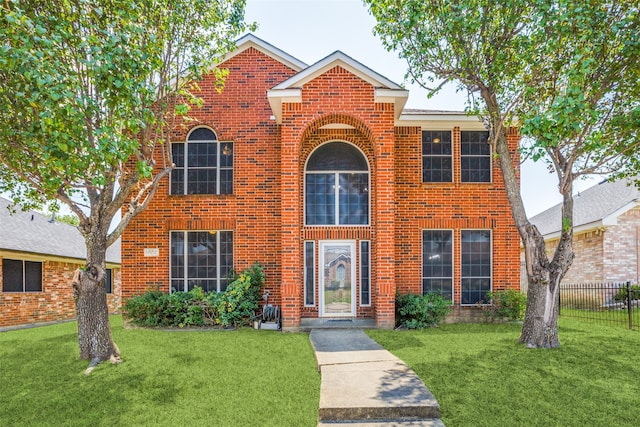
[367,319,640,427]
[0,316,320,427]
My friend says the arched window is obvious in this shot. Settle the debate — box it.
[305,142,369,225]
[171,127,233,195]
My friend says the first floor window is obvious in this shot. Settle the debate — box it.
[105,269,113,294]
[360,240,371,306]
[304,241,315,306]
[2,259,42,292]
[422,230,453,301]
[461,230,492,304]
[170,230,233,293]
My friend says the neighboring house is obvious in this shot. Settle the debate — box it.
[122,34,521,329]
[0,197,121,328]
[528,178,640,286]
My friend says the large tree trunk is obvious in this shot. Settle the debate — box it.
[72,231,120,374]
[492,121,574,348]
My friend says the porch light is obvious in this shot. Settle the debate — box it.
[433,137,441,143]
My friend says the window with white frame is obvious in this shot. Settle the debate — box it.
[2,259,42,292]
[460,131,491,183]
[461,230,492,304]
[170,231,233,293]
[105,268,113,294]
[171,127,233,195]
[422,130,453,182]
[422,230,453,301]
[305,142,369,225]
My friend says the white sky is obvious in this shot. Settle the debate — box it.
[245,0,599,217]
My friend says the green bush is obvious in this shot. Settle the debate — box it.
[395,292,451,329]
[613,285,640,303]
[124,263,265,328]
[483,289,526,321]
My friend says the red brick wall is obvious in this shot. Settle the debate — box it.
[122,50,521,328]
[0,257,121,328]
[121,47,297,302]
[394,127,521,309]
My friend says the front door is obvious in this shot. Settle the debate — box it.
[319,241,356,317]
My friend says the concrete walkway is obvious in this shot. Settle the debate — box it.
[310,329,445,427]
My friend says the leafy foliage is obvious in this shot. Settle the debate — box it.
[482,289,527,322]
[613,285,640,304]
[395,292,451,329]
[124,263,265,328]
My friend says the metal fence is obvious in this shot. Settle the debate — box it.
[559,281,639,331]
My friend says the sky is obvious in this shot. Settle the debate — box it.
[244,0,600,217]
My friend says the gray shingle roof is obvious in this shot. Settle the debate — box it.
[0,197,121,264]
[529,178,640,237]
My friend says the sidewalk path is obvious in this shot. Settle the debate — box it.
[310,329,445,427]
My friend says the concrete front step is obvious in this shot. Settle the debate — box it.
[319,420,445,427]
[310,330,443,426]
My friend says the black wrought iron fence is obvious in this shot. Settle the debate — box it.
[559,281,639,331]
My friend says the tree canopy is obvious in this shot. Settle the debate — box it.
[367,0,640,347]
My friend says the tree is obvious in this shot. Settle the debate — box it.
[366,0,640,347]
[0,0,249,372]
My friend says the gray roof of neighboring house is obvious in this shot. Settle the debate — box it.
[529,178,640,237]
[0,197,121,264]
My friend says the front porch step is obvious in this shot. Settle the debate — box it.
[299,318,376,331]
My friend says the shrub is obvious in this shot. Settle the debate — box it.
[395,292,451,329]
[613,285,640,303]
[123,263,265,328]
[483,289,526,321]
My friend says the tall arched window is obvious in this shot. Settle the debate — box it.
[305,142,369,225]
[171,127,233,195]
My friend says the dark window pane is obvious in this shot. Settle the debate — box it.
[360,241,370,305]
[187,169,217,194]
[422,157,452,182]
[307,142,368,171]
[461,230,491,305]
[170,168,184,195]
[461,131,490,183]
[422,230,453,301]
[338,173,368,225]
[188,142,217,168]
[219,169,233,194]
[305,174,336,225]
[2,259,23,292]
[170,232,185,280]
[219,231,234,292]
[219,143,233,167]
[172,143,185,167]
[422,131,452,155]
[305,241,315,306]
[188,128,217,141]
[105,269,113,294]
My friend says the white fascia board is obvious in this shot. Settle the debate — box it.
[267,88,302,124]
[221,34,307,72]
[375,88,409,119]
[602,200,640,226]
[542,220,606,241]
[273,51,403,90]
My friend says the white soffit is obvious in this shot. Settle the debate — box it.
[397,111,486,130]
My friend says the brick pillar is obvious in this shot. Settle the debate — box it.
[374,108,396,328]
[280,106,302,328]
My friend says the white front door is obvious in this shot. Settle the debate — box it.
[319,241,356,317]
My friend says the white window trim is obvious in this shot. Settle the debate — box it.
[421,229,454,303]
[460,228,493,306]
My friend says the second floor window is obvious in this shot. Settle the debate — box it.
[305,142,369,226]
[171,127,233,195]
[461,131,491,183]
[422,130,452,182]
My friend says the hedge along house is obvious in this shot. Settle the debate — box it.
[121,34,521,329]
[0,197,121,328]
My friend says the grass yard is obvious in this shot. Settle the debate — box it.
[0,316,320,427]
[367,319,640,427]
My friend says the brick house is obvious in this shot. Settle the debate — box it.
[528,178,640,286]
[121,34,521,329]
[0,197,121,328]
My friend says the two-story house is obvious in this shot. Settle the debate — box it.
[121,34,521,329]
